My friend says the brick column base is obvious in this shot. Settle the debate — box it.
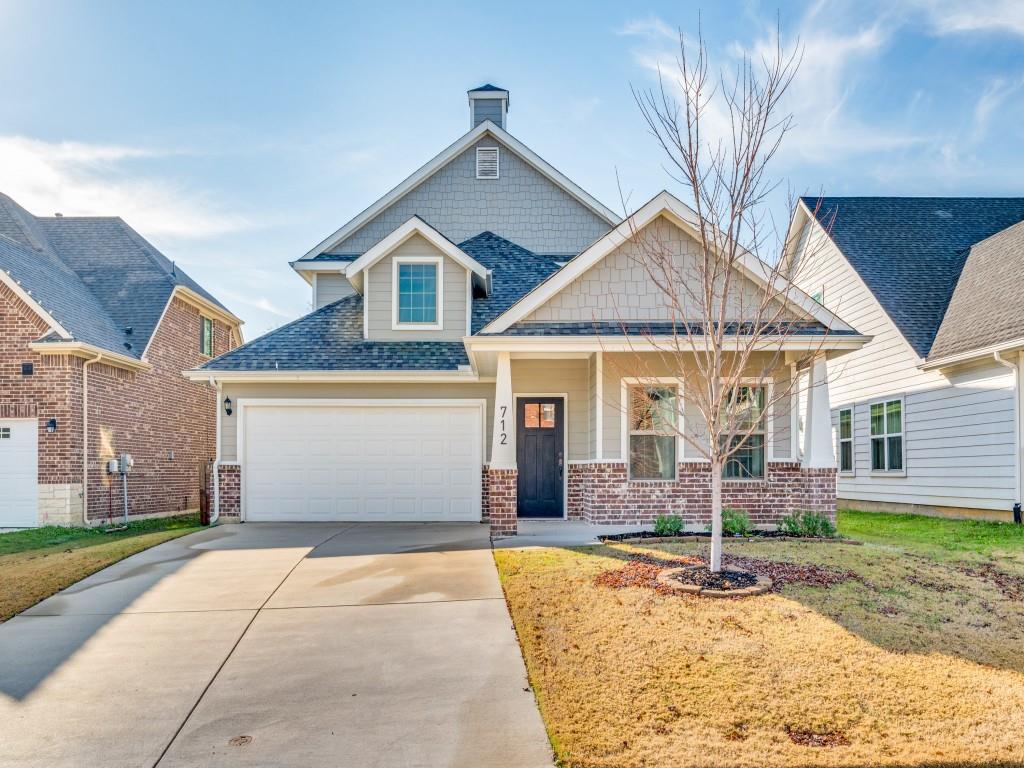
[487,467,518,538]
[216,463,241,521]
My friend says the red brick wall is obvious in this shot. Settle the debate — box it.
[480,466,490,523]
[487,468,518,537]
[84,297,236,522]
[571,461,836,527]
[216,463,241,519]
[0,282,82,487]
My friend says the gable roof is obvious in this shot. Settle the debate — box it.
[296,120,620,261]
[484,190,856,335]
[927,219,1024,362]
[196,294,468,372]
[344,216,489,294]
[0,192,240,360]
[802,196,1024,358]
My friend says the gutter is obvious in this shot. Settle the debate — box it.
[210,376,222,524]
[994,350,1022,517]
[921,337,1024,370]
[81,351,103,526]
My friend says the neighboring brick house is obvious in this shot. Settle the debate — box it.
[190,85,867,537]
[0,193,241,527]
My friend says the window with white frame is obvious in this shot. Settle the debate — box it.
[393,258,441,327]
[628,385,678,480]
[722,384,767,479]
[838,407,854,474]
[870,399,903,472]
[200,316,213,356]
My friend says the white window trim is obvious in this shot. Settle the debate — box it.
[620,377,683,482]
[476,146,500,179]
[837,405,855,477]
[200,315,213,358]
[392,255,443,331]
[868,395,906,477]
[721,377,774,483]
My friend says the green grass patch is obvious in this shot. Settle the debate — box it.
[0,515,203,621]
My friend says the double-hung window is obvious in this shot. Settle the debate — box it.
[722,384,767,479]
[870,399,903,472]
[200,317,213,357]
[838,408,854,474]
[394,257,441,328]
[628,385,678,480]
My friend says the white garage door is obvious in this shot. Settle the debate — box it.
[242,402,483,522]
[0,419,38,528]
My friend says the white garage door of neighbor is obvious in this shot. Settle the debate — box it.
[243,402,483,522]
[0,419,38,528]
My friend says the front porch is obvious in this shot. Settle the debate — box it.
[480,349,839,538]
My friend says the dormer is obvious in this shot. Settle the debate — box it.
[468,84,509,130]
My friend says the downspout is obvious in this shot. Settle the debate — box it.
[210,377,222,524]
[993,350,1022,523]
[81,352,102,526]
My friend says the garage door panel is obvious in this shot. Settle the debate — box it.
[244,404,482,522]
[0,420,38,528]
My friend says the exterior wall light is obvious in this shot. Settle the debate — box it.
[46,418,57,433]
[224,396,233,416]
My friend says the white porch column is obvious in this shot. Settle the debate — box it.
[802,354,835,469]
[491,351,516,469]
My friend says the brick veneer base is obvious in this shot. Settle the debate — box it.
[216,463,241,521]
[487,467,518,537]
[570,461,836,527]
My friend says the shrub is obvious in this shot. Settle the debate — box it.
[721,507,753,536]
[653,514,684,537]
[779,510,837,538]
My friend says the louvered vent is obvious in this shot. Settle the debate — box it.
[476,147,499,179]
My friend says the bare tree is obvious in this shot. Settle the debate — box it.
[612,23,834,571]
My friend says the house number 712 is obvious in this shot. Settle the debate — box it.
[499,405,508,445]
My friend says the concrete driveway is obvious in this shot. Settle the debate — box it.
[0,523,552,768]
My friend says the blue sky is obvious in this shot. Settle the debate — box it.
[2,0,1023,337]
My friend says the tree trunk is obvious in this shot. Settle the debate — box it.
[710,459,723,572]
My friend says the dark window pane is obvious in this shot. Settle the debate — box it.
[840,441,853,472]
[871,437,885,470]
[887,436,903,471]
[723,434,764,479]
[629,435,676,479]
[870,403,884,436]
[839,409,852,440]
[886,400,902,434]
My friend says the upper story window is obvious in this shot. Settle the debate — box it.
[200,316,213,356]
[393,257,442,329]
[722,383,768,480]
[870,398,903,473]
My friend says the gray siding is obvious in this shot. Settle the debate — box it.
[365,234,467,341]
[511,358,590,460]
[314,273,354,309]
[526,216,791,323]
[793,214,1018,512]
[330,138,611,256]
[472,98,504,128]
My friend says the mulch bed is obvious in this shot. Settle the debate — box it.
[600,531,855,544]
[666,566,758,590]
[593,549,857,594]
[786,727,851,748]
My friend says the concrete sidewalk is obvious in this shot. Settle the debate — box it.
[0,522,552,768]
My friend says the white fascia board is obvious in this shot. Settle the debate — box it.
[481,190,857,335]
[0,268,72,339]
[463,333,871,354]
[182,369,488,384]
[296,121,620,261]
[141,285,245,360]
[921,337,1024,370]
[29,341,152,371]
[345,216,489,286]
[468,88,509,99]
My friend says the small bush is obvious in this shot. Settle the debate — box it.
[653,514,684,536]
[779,510,837,538]
[722,507,753,536]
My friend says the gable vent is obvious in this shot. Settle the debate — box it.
[476,147,499,179]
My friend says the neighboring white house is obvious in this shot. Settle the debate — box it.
[789,197,1024,521]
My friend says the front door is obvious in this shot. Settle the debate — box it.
[516,398,564,518]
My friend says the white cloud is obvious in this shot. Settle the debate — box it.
[0,135,250,239]
[912,0,1024,36]
[971,76,1024,142]
[617,16,677,40]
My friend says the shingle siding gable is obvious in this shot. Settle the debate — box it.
[329,137,610,256]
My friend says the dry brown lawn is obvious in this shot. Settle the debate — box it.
[0,516,201,622]
[495,516,1024,768]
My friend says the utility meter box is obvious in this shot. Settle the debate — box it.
[119,453,134,474]
[106,459,118,475]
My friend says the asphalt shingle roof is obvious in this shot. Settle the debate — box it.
[459,231,561,333]
[0,193,232,358]
[928,220,1024,361]
[806,196,1024,357]
[200,294,469,371]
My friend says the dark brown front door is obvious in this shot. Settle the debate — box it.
[516,398,564,518]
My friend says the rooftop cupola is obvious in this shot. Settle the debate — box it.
[468,84,509,130]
